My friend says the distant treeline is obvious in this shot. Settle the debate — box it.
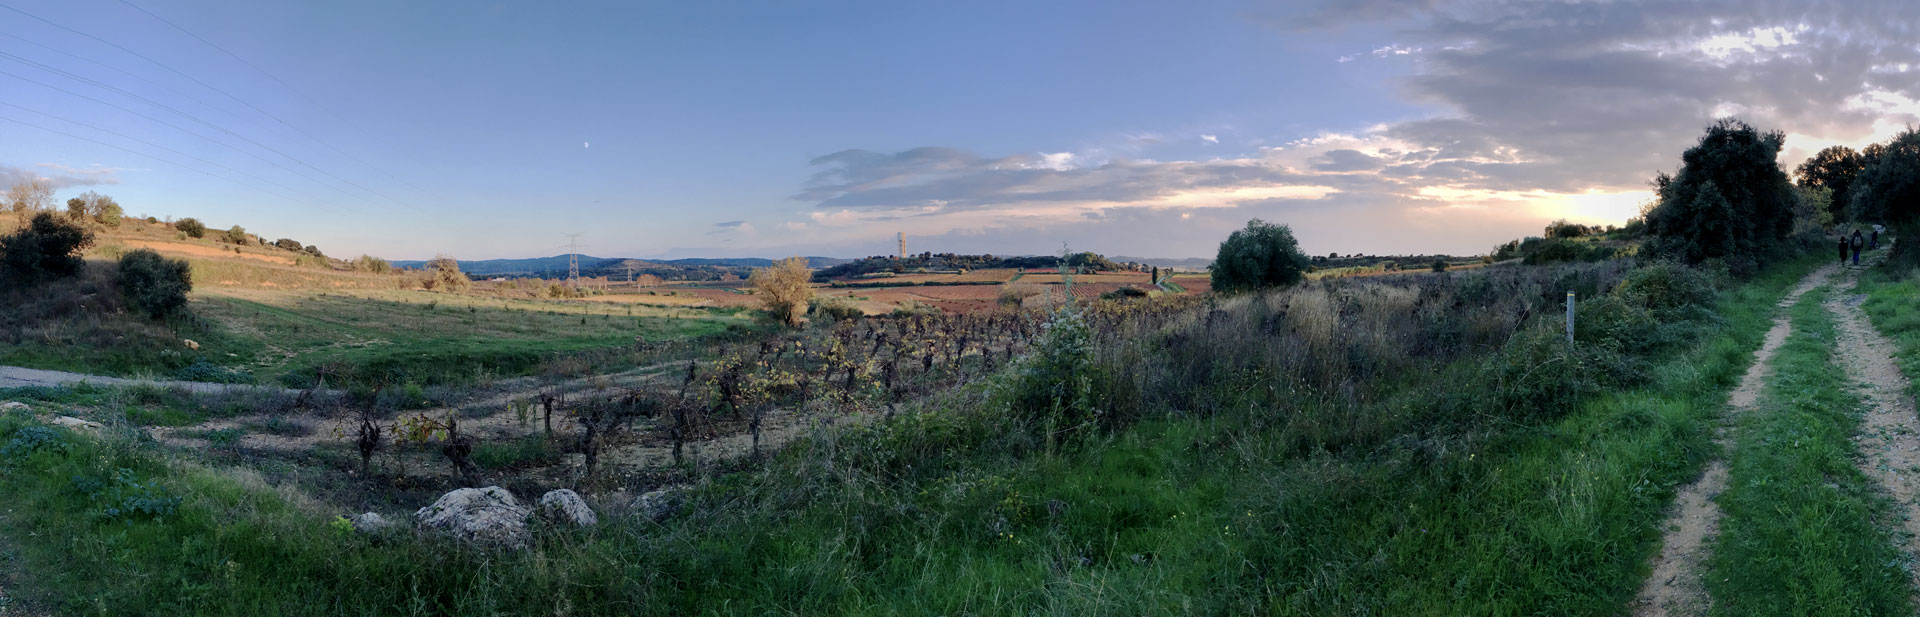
[814,251,1124,280]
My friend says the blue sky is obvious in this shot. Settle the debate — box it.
[4,1,1918,260]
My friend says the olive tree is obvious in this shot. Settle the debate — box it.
[1209,218,1311,294]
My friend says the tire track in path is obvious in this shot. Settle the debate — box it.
[1827,253,1920,603]
[1630,263,1836,617]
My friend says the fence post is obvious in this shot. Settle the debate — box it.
[1566,291,1576,344]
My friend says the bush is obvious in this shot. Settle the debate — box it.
[423,255,471,292]
[273,238,303,252]
[809,297,863,322]
[751,256,815,326]
[97,202,122,227]
[1521,238,1594,265]
[0,212,93,284]
[174,217,206,238]
[1003,309,1097,440]
[353,255,391,274]
[1615,261,1718,313]
[1211,218,1311,293]
[1432,259,1448,272]
[223,225,249,245]
[117,248,192,319]
[173,358,251,384]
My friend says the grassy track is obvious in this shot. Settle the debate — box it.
[0,256,1828,615]
[1703,286,1914,614]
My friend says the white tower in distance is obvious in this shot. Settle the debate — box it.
[898,232,906,260]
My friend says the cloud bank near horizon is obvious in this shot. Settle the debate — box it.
[698,0,1920,259]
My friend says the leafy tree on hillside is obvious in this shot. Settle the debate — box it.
[273,238,304,252]
[117,249,192,318]
[1064,252,1120,272]
[1210,218,1311,294]
[1847,128,1920,263]
[1642,119,1797,271]
[1544,219,1589,238]
[65,197,88,222]
[1796,145,1863,222]
[750,256,815,327]
[97,201,122,227]
[354,255,391,273]
[0,212,93,284]
[175,217,207,238]
[224,225,249,245]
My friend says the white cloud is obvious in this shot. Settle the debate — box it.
[1201,134,1219,144]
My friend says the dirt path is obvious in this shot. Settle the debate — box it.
[1630,263,1837,616]
[0,365,304,395]
[1827,251,1920,600]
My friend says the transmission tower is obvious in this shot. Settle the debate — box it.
[562,233,586,287]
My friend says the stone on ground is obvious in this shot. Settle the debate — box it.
[634,485,687,522]
[48,416,103,431]
[538,489,597,527]
[414,486,532,548]
[349,512,395,534]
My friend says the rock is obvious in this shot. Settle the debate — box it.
[49,416,103,431]
[414,486,532,548]
[350,512,395,534]
[537,489,597,527]
[633,485,687,522]
[183,339,200,350]
[0,401,27,412]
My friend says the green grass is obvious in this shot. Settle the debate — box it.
[1858,263,1920,401]
[186,288,757,386]
[0,255,1832,615]
[1704,287,1914,615]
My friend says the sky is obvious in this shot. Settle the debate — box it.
[3,0,1919,261]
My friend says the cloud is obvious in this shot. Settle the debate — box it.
[713,220,746,228]
[1201,134,1219,144]
[0,163,122,190]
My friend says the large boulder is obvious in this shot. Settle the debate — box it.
[0,401,28,412]
[633,485,688,522]
[538,489,597,527]
[414,486,531,548]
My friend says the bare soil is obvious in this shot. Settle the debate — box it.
[1630,263,1836,617]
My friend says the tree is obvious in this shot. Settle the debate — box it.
[749,256,814,326]
[97,201,122,227]
[1848,128,1920,263]
[273,238,304,252]
[223,225,249,245]
[1642,119,1797,268]
[117,249,192,318]
[65,197,88,222]
[0,212,93,284]
[423,254,471,292]
[4,179,54,219]
[1210,218,1311,293]
[1796,145,1863,222]
[1544,219,1588,238]
[175,217,207,238]
[1432,259,1448,272]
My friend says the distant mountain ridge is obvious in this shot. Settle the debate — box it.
[390,255,850,277]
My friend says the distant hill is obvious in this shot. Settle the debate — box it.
[1113,256,1213,269]
[391,255,850,278]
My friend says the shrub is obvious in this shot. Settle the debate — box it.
[809,297,863,322]
[1615,260,1718,313]
[0,212,94,284]
[1521,238,1593,265]
[353,255,391,273]
[223,225,249,245]
[65,197,88,222]
[97,202,122,227]
[173,359,251,384]
[1004,308,1097,441]
[117,248,192,319]
[273,238,303,252]
[174,217,206,238]
[1211,218,1311,294]
[1432,259,1448,272]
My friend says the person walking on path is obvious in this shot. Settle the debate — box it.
[1871,227,1880,250]
[1852,229,1865,266]
[1842,233,1853,265]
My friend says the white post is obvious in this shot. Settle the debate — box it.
[1566,291,1576,344]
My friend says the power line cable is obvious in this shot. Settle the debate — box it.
[0,52,385,204]
[111,0,435,196]
[0,0,415,209]
[0,99,329,208]
[0,112,320,208]
[0,68,364,205]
